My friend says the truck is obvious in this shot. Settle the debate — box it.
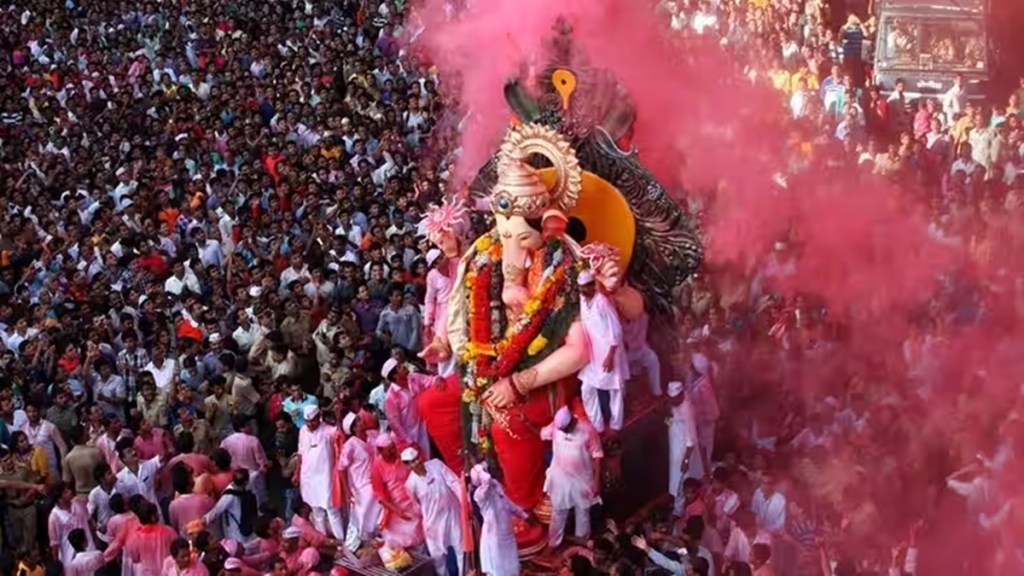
[873,0,991,101]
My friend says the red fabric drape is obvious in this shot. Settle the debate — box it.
[415,374,464,475]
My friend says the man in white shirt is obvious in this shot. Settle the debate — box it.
[191,228,223,268]
[113,437,164,511]
[64,528,118,575]
[87,463,118,543]
[709,467,741,540]
[143,345,178,395]
[950,143,981,181]
[279,253,312,293]
[164,260,201,296]
[295,405,346,539]
[751,471,787,535]
[942,74,967,120]
[402,448,465,575]
[93,360,127,420]
[542,406,603,548]
[110,167,137,208]
[577,271,630,433]
[202,468,259,545]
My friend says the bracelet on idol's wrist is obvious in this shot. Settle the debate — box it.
[510,373,528,400]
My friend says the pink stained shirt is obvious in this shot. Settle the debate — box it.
[371,457,423,549]
[168,493,217,537]
[290,515,328,548]
[125,524,179,575]
[104,511,139,559]
[219,433,268,473]
[195,470,233,499]
[49,499,94,565]
[64,548,120,576]
[96,432,129,473]
[160,557,210,575]
[423,268,453,338]
[159,453,215,498]
[282,546,321,574]
[134,428,170,461]
[384,374,430,455]
[683,497,708,525]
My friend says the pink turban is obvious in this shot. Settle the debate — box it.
[374,433,395,448]
[553,406,572,429]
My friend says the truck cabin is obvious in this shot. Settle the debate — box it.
[874,0,988,100]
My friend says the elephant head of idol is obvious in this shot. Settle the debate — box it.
[489,123,582,271]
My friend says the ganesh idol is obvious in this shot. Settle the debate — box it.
[419,124,623,551]
[419,32,705,552]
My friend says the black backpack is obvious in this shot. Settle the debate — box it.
[224,488,258,537]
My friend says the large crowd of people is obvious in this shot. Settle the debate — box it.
[0,0,1022,575]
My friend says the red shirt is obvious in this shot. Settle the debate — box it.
[136,252,170,278]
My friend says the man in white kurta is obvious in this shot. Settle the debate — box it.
[471,463,526,576]
[402,448,464,575]
[577,271,630,432]
[666,381,701,515]
[542,406,604,548]
[622,311,662,397]
[296,405,346,539]
[338,412,382,552]
[687,352,720,474]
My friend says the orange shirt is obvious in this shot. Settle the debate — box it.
[159,208,180,235]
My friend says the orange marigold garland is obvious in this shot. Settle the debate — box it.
[461,234,578,456]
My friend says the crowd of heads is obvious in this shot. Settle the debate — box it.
[0,0,463,571]
[2,0,1024,574]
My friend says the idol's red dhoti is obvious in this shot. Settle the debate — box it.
[490,389,554,510]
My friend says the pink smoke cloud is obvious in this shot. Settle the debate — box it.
[411,0,1024,571]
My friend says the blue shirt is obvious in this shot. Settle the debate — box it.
[282,394,319,428]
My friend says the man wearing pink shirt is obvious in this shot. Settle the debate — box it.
[134,417,173,460]
[278,526,322,574]
[159,433,215,501]
[124,501,178,575]
[289,501,337,550]
[103,493,139,566]
[381,358,431,456]
[162,537,210,575]
[168,463,217,538]
[220,416,269,505]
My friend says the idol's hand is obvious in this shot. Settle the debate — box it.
[484,377,517,408]
[595,258,622,293]
[418,337,451,363]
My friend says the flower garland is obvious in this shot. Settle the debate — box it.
[460,232,579,453]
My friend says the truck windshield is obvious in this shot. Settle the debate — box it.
[877,17,986,72]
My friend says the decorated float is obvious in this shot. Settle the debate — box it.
[417,18,703,556]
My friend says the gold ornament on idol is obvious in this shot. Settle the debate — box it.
[490,123,583,219]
